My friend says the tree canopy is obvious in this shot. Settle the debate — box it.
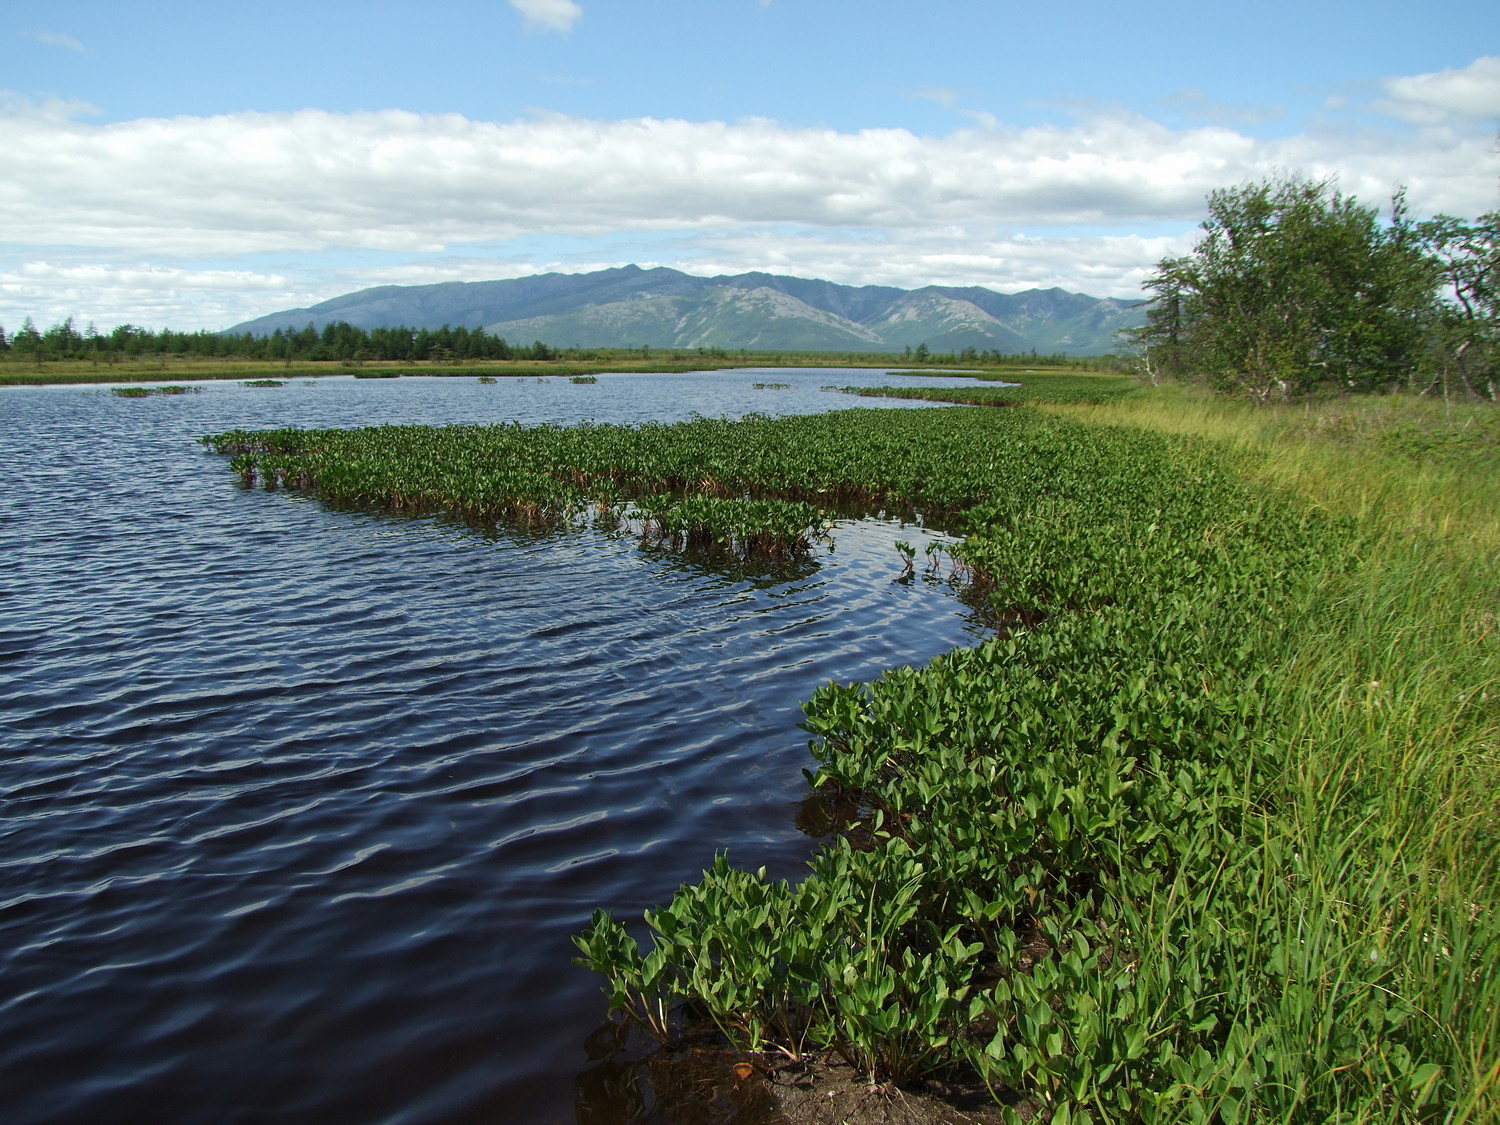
[1135,174,1497,400]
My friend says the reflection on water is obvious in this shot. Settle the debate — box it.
[0,371,990,1124]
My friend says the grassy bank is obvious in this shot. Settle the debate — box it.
[205,387,1497,1122]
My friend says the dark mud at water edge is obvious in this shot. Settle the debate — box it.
[0,370,994,1125]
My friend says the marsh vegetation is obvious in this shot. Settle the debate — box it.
[205,370,1497,1123]
[110,384,201,398]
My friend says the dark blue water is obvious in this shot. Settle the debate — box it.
[0,369,987,1125]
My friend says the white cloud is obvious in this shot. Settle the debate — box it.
[0,102,1397,257]
[0,55,1495,326]
[508,0,582,34]
[25,30,86,53]
[3,87,1488,270]
[1380,55,1500,123]
[0,261,305,331]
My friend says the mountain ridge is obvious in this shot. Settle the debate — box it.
[229,265,1146,355]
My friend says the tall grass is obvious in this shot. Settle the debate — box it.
[947,380,1498,1117]
[1002,384,1499,1119]
[1044,385,1500,551]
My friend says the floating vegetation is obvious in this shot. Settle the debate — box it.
[111,385,201,398]
[477,376,497,384]
[206,403,1499,1121]
[752,382,791,389]
[843,371,1138,406]
[570,375,598,384]
[352,371,399,379]
[201,416,858,558]
[633,495,828,559]
[242,379,286,388]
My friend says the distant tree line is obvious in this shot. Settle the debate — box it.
[901,343,1079,367]
[1133,173,1498,400]
[0,316,1096,370]
[0,319,557,365]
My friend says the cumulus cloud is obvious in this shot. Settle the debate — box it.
[0,261,304,331]
[1,55,1495,326]
[25,30,86,53]
[0,101,1420,259]
[1380,55,1500,123]
[508,0,582,34]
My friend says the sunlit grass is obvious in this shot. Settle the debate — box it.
[1043,384,1500,556]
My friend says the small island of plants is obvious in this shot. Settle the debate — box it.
[111,384,201,397]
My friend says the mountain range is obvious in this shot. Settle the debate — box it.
[229,265,1147,355]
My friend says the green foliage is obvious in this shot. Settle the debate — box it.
[635,495,828,558]
[1136,175,1454,400]
[203,416,859,557]
[204,404,1499,1121]
[1416,212,1500,399]
[110,384,201,397]
[843,372,1138,407]
[0,307,1121,383]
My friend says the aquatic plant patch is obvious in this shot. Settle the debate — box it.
[111,384,201,397]
[844,372,1139,407]
[204,404,1498,1123]
[567,410,1495,1122]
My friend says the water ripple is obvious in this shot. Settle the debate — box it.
[0,371,989,1124]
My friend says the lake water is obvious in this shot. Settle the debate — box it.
[0,369,989,1125]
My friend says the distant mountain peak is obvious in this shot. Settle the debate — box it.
[228,266,1145,355]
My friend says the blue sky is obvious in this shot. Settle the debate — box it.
[3,0,1498,330]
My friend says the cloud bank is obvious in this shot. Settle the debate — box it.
[0,56,1495,328]
[1380,55,1500,122]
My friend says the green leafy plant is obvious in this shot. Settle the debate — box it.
[204,400,1499,1122]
